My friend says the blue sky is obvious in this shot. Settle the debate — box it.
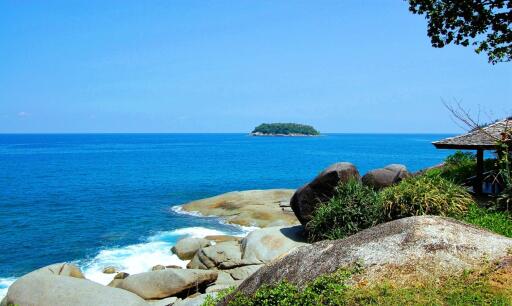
[1,1,511,133]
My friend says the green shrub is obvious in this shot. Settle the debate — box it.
[426,151,496,185]
[461,204,512,237]
[220,263,511,306]
[306,180,382,242]
[380,175,473,220]
[432,151,476,184]
[224,266,359,306]
[201,287,236,306]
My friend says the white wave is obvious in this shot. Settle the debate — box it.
[81,226,231,286]
[0,224,254,298]
[0,277,15,299]
[171,205,206,217]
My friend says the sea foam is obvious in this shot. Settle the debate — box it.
[0,277,15,299]
[80,226,229,285]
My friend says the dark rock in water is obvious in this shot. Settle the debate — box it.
[362,164,409,189]
[290,162,360,224]
[223,216,512,302]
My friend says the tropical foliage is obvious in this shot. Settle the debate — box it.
[306,180,381,241]
[380,175,473,220]
[407,0,512,64]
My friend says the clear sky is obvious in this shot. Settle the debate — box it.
[1,1,511,133]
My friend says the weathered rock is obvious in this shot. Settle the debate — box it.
[107,272,131,287]
[151,264,166,271]
[30,262,85,279]
[166,265,182,269]
[114,268,218,300]
[103,266,117,274]
[226,265,263,280]
[213,271,235,285]
[115,272,130,279]
[148,296,178,306]
[2,268,146,306]
[205,284,233,293]
[231,216,512,298]
[290,162,360,225]
[179,189,298,227]
[204,235,242,243]
[174,293,212,306]
[241,226,307,263]
[362,164,409,189]
[187,241,242,270]
[108,278,124,288]
[172,237,211,260]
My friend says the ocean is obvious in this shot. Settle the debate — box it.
[0,133,454,296]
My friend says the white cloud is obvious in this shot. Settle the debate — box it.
[17,111,30,117]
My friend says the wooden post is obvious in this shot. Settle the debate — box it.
[475,149,484,195]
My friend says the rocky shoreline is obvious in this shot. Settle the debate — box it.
[2,190,307,306]
[3,161,512,306]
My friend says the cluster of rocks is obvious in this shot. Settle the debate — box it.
[225,216,512,303]
[1,225,306,306]
[6,160,512,306]
[291,162,409,224]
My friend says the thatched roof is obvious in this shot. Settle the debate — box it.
[433,119,512,150]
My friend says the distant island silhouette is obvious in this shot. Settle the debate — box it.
[251,123,320,136]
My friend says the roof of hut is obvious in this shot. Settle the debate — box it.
[433,118,512,150]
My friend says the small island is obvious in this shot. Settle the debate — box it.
[251,123,320,136]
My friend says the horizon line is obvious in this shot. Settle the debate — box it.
[0,131,458,135]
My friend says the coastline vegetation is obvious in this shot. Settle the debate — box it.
[251,123,320,136]
[205,262,512,306]
[306,180,381,241]
[306,150,511,243]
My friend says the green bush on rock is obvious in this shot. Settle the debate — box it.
[306,180,382,242]
[380,175,473,220]
[212,263,512,306]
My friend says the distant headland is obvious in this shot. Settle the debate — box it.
[251,123,320,136]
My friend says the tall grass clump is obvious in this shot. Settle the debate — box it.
[306,179,382,242]
[380,175,473,220]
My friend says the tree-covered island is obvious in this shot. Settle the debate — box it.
[251,123,320,136]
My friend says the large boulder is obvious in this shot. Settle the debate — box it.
[113,268,218,300]
[29,262,85,279]
[1,266,146,306]
[172,237,211,260]
[290,162,360,224]
[230,216,512,298]
[187,241,243,270]
[179,189,298,227]
[226,265,264,280]
[241,226,308,263]
[362,164,409,189]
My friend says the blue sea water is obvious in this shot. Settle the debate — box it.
[0,133,454,295]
